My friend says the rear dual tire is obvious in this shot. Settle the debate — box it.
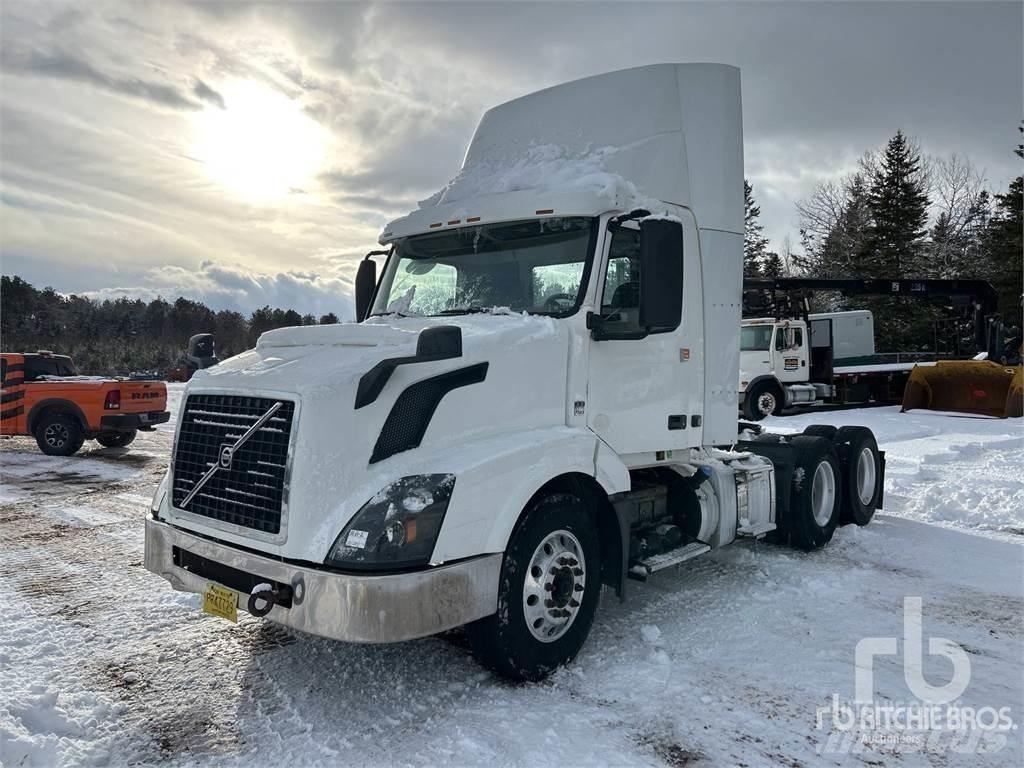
[784,435,842,550]
[802,424,880,526]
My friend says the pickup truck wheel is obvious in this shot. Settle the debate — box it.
[832,426,880,526]
[96,430,137,448]
[35,413,85,456]
[785,435,842,550]
[743,381,782,421]
[466,493,601,682]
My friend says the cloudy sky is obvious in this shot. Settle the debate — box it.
[1,1,1020,319]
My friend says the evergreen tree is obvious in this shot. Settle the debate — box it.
[761,251,784,279]
[817,173,874,277]
[982,125,1023,319]
[319,312,340,324]
[743,180,769,278]
[0,275,341,373]
[866,131,930,276]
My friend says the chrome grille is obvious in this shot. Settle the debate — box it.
[171,394,295,534]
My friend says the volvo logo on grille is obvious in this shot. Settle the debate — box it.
[178,400,284,510]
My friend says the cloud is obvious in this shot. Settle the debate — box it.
[193,78,226,109]
[0,0,1020,307]
[1,47,204,111]
[81,261,356,320]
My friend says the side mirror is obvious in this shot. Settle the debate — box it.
[639,217,683,330]
[355,258,377,322]
[187,333,218,370]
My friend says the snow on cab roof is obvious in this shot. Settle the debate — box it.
[382,63,742,242]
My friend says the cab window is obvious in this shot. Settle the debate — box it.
[598,227,642,335]
[25,357,76,380]
[775,327,803,351]
[741,325,773,351]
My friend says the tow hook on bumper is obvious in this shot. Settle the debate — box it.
[247,584,291,617]
[144,517,502,643]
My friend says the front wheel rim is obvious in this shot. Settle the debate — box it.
[811,460,836,527]
[757,392,776,415]
[856,446,877,506]
[522,530,586,643]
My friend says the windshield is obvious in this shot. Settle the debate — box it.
[741,325,774,351]
[371,217,596,317]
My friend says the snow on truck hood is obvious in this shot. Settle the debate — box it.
[181,313,570,559]
[193,313,565,397]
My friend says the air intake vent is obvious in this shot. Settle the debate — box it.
[172,394,295,534]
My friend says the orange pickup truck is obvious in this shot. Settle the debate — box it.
[0,351,170,456]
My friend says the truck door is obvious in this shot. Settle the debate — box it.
[771,324,808,384]
[0,354,26,435]
[585,212,704,455]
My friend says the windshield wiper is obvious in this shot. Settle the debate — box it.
[435,307,491,315]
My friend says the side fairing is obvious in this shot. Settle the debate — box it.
[700,229,744,445]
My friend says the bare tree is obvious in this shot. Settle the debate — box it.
[926,154,989,277]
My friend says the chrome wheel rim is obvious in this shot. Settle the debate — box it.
[757,392,777,416]
[856,446,876,506]
[523,530,586,643]
[811,460,836,527]
[44,423,68,448]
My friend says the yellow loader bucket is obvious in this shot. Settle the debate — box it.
[901,361,1023,418]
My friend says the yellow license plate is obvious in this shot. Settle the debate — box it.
[202,583,238,623]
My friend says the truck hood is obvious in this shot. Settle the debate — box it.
[169,314,571,559]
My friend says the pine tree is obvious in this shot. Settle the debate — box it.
[744,180,769,278]
[761,251,784,278]
[982,125,1023,319]
[866,131,930,276]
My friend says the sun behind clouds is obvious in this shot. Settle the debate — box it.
[189,80,327,201]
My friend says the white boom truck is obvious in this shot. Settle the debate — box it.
[739,310,913,420]
[146,64,885,681]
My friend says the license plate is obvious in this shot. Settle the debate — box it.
[202,583,238,623]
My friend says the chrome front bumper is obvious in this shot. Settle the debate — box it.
[144,518,502,643]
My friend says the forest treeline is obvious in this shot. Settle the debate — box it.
[743,127,1022,350]
[2,128,1021,372]
[0,276,340,374]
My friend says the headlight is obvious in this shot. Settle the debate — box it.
[151,469,169,518]
[325,474,455,570]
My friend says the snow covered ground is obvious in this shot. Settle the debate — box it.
[1,386,1021,766]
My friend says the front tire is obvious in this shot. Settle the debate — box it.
[466,493,601,682]
[35,413,85,456]
[743,381,783,421]
[96,429,137,448]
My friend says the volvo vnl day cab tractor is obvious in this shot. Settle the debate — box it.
[145,64,885,681]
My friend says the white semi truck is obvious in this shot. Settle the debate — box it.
[146,64,885,681]
[738,310,914,420]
